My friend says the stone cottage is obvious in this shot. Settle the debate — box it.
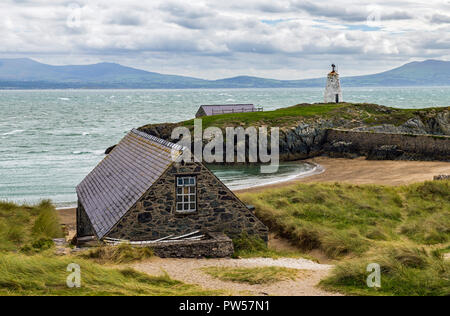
[76,129,268,243]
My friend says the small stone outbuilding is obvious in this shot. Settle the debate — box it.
[195,104,260,117]
[76,129,268,245]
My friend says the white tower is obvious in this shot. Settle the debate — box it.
[324,64,343,103]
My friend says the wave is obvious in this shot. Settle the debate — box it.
[2,129,25,136]
[72,150,105,156]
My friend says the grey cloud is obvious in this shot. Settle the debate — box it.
[430,14,450,24]
[107,13,144,26]
[159,1,215,19]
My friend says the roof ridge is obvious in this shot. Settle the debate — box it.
[131,129,184,152]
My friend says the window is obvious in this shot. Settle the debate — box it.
[176,176,197,213]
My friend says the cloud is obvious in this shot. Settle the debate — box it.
[0,0,448,79]
[430,13,450,24]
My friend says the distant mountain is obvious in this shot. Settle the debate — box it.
[341,60,450,86]
[0,58,448,89]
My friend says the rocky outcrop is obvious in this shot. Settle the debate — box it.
[128,105,450,162]
[434,175,450,181]
[326,130,450,161]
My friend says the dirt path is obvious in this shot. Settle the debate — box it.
[133,257,341,296]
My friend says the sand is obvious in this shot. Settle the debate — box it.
[133,257,341,296]
[236,157,450,194]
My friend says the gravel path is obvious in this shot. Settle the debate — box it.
[134,257,342,296]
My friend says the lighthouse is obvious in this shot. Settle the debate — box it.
[324,64,343,103]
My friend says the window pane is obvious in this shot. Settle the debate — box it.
[177,188,182,194]
[190,203,196,210]
[189,187,196,194]
[177,203,183,210]
[190,178,195,185]
[184,178,189,185]
[184,204,189,210]
[177,196,182,202]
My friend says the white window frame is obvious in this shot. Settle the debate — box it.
[176,176,197,213]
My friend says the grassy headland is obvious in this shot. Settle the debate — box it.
[139,103,449,131]
[238,180,450,295]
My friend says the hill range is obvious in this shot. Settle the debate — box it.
[0,58,448,89]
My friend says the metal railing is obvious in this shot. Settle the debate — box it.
[211,107,263,115]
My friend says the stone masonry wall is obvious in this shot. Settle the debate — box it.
[106,162,268,242]
[76,201,95,237]
[149,232,234,258]
[325,129,450,161]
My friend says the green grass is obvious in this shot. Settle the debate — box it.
[239,181,450,296]
[0,200,63,252]
[239,181,450,259]
[79,244,154,264]
[0,253,223,296]
[202,266,302,285]
[138,103,449,132]
[232,233,316,260]
[185,103,343,129]
[320,247,450,296]
[0,201,222,296]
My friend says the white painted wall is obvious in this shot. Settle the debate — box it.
[324,73,343,103]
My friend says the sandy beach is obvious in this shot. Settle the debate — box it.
[236,157,450,194]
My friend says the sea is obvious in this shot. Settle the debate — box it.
[0,87,449,207]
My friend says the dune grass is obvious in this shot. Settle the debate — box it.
[0,253,222,296]
[239,180,449,296]
[239,181,450,259]
[79,244,154,264]
[320,247,450,296]
[202,266,302,285]
[232,233,316,261]
[0,200,63,252]
[0,201,222,296]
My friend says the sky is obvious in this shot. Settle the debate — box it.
[0,0,449,80]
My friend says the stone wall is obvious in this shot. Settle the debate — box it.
[107,161,268,242]
[76,201,95,237]
[149,232,234,258]
[325,129,450,161]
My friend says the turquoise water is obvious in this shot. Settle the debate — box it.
[0,87,449,207]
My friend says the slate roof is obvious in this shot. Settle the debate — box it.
[76,129,183,239]
[197,104,256,116]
